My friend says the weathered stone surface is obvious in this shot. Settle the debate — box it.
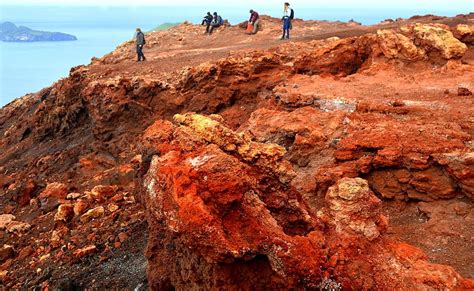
[0,214,15,229]
[174,113,295,183]
[80,206,105,222]
[54,204,74,222]
[453,24,474,44]
[0,245,14,263]
[411,23,468,59]
[90,185,118,201]
[143,117,473,289]
[377,29,425,60]
[73,245,97,258]
[369,167,457,201]
[73,199,89,216]
[319,178,388,240]
[39,182,68,199]
[5,221,31,233]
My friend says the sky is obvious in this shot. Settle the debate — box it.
[0,0,473,10]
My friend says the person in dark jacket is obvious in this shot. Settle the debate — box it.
[208,12,224,35]
[248,9,260,34]
[135,28,146,62]
[202,12,213,34]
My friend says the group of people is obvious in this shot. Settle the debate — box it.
[202,12,225,35]
[134,2,295,62]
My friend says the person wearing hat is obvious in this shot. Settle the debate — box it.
[248,9,260,34]
[135,28,146,62]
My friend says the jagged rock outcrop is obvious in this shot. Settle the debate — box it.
[143,114,474,289]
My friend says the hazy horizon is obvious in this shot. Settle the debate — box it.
[1,0,472,10]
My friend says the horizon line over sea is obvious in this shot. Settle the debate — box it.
[1,5,473,107]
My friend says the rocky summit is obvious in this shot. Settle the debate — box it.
[0,13,473,289]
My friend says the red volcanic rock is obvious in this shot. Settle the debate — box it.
[54,204,74,222]
[369,167,457,201]
[0,214,15,230]
[143,114,473,289]
[319,178,388,240]
[0,245,14,263]
[80,206,104,222]
[458,86,472,96]
[39,182,68,199]
[73,199,89,216]
[73,245,97,258]
[90,185,118,201]
[452,24,474,44]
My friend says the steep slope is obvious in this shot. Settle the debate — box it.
[0,14,473,288]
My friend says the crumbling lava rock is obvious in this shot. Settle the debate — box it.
[143,114,474,289]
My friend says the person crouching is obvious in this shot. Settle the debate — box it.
[248,9,260,34]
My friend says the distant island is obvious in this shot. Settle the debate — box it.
[0,21,77,42]
[149,23,180,32]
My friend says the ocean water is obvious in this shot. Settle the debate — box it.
[0,5,471,107]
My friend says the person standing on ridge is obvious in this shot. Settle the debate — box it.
[202,12,213,34]
[281,2,294,40]
[209,12,224,35]
[135,28,146,62]
[248,9,260,34]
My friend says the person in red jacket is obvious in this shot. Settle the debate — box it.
[248,9,261,34]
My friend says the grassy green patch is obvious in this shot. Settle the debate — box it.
[149,23,181,32]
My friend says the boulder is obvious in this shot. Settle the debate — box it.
[411,23,467,59]
[452,24,474,44]
[376,29,425,61]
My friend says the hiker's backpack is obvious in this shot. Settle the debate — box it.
[218,16,224,25]
[290,8,295,19]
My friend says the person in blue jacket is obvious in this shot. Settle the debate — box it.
[209,12,224,35]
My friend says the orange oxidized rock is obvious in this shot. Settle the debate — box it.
[143,115,473,289]
[39,182,68,199]
[73,245,97,258]
[319,177,388,241]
